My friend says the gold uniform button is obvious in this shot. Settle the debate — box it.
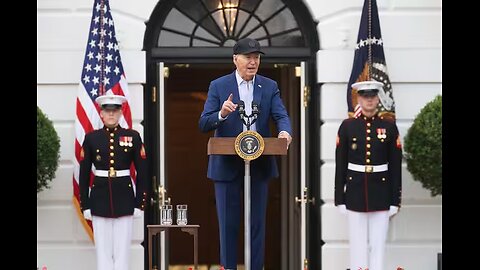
[366,151,371,156]
[353,137,357,142]
[110,153,114,157]
[128,184,132,187]
[96,149,100,153]
[124,149,128,152]
[110,146,114,150]
[367,137,371,141]
[367,144,371,148]
[110,133,114,137]
[366,159,370,163]
[110,160,115,164]
[367,123,371,127]
[110,139,114,143]
[367,129,371,133]
[348,176,352,180]
[382,177,386,181]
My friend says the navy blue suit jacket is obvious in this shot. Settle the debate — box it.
[199,71,292,182]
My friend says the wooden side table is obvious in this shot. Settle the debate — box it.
[147,224,200,270]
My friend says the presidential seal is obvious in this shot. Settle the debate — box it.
[234,130,265,161]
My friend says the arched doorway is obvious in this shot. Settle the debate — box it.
[143,0,320,269]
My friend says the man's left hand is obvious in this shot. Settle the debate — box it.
[133,208,143,219]
[278,131,292,148]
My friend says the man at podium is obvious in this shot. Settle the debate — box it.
[199,38,292,270]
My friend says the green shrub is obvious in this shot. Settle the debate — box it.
[37,106,60,193]
[403,95,442,196]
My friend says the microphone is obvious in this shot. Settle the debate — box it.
[238,100,245,118]
[251,102,259,119]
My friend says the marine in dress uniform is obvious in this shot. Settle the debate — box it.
[334,81,402,270]
[79,92,148,270]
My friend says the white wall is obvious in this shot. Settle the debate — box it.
[312,0,442,269]
[37,0,442,269]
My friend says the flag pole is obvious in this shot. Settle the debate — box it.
[368,0,372,80]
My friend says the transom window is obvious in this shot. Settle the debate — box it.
[158,0,305,47]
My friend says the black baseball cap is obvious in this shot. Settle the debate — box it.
[233,38,265,55]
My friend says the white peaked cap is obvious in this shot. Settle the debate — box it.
[351,80,384,91]
[95,92,127,108]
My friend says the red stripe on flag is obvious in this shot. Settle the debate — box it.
[76,98,95,132]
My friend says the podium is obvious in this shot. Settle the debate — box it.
[207,136,288,270]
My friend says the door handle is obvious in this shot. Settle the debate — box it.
[295,187,315,205]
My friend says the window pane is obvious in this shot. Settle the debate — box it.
[224,6,238,36]
[201,0,219,12]
[233,10,249,37]
[238,16,261,38]
[194,26,221,44]
[265,8,297,35]
[198,14,226,40]
[193,38,218,46]
[177,0,225,40]
[256,0,284,21]
[239,0,259,13]
[176,0,208,21]
[271,30,304,46]
[258,39,269,47]
[158,30,190,46]
[211,10,228,36]
[249,27,267,41]
[163,8,196,35]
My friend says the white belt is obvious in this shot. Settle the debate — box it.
[95,169,130,177]
[348,163,388,173]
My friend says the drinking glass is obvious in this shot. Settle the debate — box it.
[176,204,188,225]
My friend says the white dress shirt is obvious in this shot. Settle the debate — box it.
[236,71,256,131]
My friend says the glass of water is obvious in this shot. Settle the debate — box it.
[160,204,173,225]
[176,204,188,225]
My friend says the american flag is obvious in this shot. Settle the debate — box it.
[73,0,133,240]
[347,0,396,120]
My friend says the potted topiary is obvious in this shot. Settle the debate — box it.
[37,106,60,193]
[403,95,442,196]
[403,94,442,270]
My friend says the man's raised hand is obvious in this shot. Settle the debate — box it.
[220,93,237,118]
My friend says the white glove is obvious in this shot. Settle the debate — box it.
[388,206,399,217]
[133,208,143,219]
[337,204,347,215]
[83,209,92,221]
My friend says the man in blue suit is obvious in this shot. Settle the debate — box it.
[199,38,292,270]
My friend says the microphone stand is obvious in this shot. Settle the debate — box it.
[237,101,259,270]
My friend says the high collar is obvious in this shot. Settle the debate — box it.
[358,111,379,121]
[103,125,120,133]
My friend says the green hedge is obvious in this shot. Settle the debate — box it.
[403,95,442,196]
[37,107,60,193]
